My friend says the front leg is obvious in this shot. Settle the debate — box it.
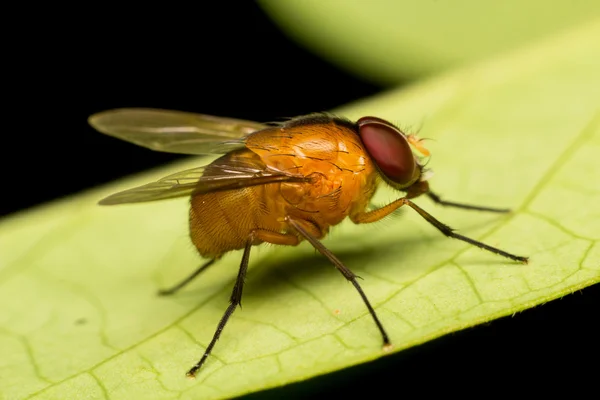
[351,197,528,263]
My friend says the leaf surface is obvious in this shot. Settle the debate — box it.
[1,19,599,400]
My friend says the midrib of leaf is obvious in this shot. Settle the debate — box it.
[518,111,599,211]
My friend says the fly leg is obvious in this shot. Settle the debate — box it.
[351,197,528,263]
[158,259,217,296]
[161,227,301,298]
[426,191,511,213]
[286,216,391,347]
[186,229,300,378]
[186,240,252,378]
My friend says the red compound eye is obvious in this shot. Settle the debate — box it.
[357,116,416,185]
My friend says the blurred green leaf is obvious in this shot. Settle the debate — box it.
[260,0,600,83]
[1,19,599,400]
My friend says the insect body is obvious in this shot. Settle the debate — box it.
[190,118,379,258]
[89,108,528,377]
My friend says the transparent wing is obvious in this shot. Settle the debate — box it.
[99,166,207,205]
[99,156,309,205]
[89,108,267,155]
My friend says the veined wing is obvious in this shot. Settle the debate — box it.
[99,155,310,205]
[89,108,267,155]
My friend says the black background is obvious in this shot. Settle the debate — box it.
[5,2,597,396]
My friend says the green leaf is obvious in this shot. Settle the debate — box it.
[259,0,600,83]
[1,20,599,400]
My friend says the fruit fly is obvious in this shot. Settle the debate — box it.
[89,108,528,378]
